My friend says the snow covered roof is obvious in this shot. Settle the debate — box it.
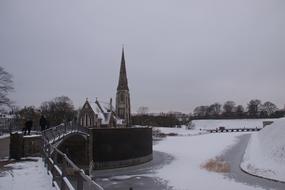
[82,99,124,126]
[88,101,113,125]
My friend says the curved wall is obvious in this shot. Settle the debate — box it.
[58,134,89,166]
[91,127,152,169]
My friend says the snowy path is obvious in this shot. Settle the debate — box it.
[0,157,55,190]
[222,134,285,190]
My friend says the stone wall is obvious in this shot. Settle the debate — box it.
[57,134,89,166]
[10,133,42,159]
[90,127,153,169]
[23,135,42,156]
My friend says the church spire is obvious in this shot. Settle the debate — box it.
[116,46,131,127]
[117,47,129,91]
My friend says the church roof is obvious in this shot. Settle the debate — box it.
[86,100,121,126]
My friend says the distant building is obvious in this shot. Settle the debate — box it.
[0,113,16,133]
[79,47,131,128]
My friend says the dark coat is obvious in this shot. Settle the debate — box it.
[40,116,47,127]
[25,120,33,129]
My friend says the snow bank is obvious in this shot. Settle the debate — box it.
[192,119,275,130]
[241,118,285,182]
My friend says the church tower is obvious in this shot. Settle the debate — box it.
[116,47,131,127]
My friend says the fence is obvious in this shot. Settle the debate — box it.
[42,124,89,144]
[42,124,103,190]
[0,117,20,135]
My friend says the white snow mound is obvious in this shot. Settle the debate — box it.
[241,117,285,182]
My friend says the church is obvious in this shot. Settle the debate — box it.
[78,48,131,128]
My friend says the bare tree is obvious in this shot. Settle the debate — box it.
[223,101,236,116]
[236,105,245,116]
[262,101,278,116]
[247,99,262,116]
[0,66,14,107]
[208,103,221,116]
[193,106,209,117]
[137,106,149,115]
[40,96,75,126]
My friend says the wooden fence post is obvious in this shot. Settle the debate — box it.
[61,158,67,190]
[47,146,51,174]
[88,128,94,165]
[76,170,84,190]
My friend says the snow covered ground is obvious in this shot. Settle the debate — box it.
[0,134,9,140]
[153,130,264,190]
[1,119,283,190]
[241,118,285,182]
[192,119,276,130]
[0,157,55,190]
[97,120,282,190]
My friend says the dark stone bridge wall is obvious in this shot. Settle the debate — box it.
[91,127,152,169]
[57,134,89,166]
[10,133,42,159]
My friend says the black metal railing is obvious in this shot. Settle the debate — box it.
[42,124,89,144]
[42,124,103,190]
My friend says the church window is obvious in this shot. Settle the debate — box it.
[120,94,124,102]
[85,114,88,126]
[119,108,125,118]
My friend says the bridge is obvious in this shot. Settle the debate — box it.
[41,124,103,190]
[9,124,152,189]
[207,127,261,133]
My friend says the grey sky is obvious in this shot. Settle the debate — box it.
[1,0,285,113]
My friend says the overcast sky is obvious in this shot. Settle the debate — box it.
[1,0,285,113]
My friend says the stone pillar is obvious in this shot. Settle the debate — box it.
[9,133,24,160]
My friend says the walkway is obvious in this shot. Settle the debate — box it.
[222,134,285,190]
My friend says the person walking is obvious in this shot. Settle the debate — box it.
[22,118,28,135]
[26,119,33,135]
[39,115,47,131]
[23,119,32,135]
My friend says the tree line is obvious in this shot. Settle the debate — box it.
[192,100,285,119]
[13,96,77,130]
[0,66,77,129]
[131,114,181,127]
[1,66,284,129]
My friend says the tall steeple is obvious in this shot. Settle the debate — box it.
[117,47,129,91]
[116,47,131,127]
